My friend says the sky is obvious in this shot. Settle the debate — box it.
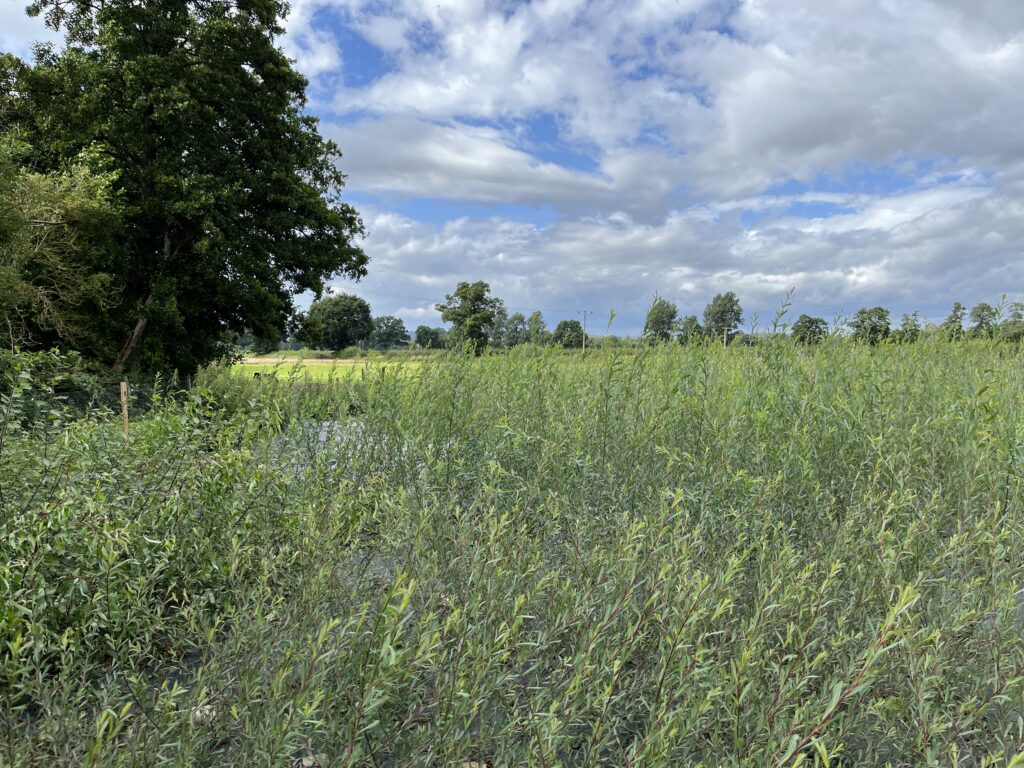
[5,0,1024,335]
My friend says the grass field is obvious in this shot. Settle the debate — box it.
[3,341,1024,765]
[236,353,424,379]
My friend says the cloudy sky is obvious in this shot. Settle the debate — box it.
[7,0,1024,334]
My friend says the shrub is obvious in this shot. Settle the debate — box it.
[3,341,1024,765]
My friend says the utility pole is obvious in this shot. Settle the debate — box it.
[578,309,592,354]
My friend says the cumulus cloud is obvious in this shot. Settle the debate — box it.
[300,0,1024,187]
[5,0,1021,332]
[325,116,616,208]
[332,178,1023,332]
[293,0,1023,331]
[0,4,61,56]
[680,0,1024,195]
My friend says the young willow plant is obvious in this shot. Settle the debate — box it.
[2,341,1023,766]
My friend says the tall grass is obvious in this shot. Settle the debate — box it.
[2,339,1023,765]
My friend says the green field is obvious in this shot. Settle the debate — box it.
[235,354,425,380]
[3,341,1024,765]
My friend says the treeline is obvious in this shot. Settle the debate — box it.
[642,293,1024,346]
[291,281,591,355]
[288,283,1024,357]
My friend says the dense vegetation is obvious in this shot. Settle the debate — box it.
[3,339,1023,765]
[1,0,366,375]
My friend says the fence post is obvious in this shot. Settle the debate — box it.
[120,380,129,439]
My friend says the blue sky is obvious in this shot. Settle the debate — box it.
[6,0,1024,334]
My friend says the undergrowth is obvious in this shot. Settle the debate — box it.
[2,339,1023,766]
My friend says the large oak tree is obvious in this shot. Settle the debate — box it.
[3,0,367,374]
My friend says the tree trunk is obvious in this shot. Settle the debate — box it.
[113,231,172,373]
[113,294,154,373]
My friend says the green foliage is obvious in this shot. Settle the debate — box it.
[892,311,922,344]
[676,314,704,344]
[435,281,501,354]
[849,306,891,345]
[4,342,1024,765]
[485,300,510,349]
[791,314,828,344]
[642,293,678,343]
[305,294,373,352]
[551,318,585,348]
[0,134,121,355]
[370,316,410,349]
[5,0,367,374]
[999,319,1024,343]
[504,312,529,347]
[0,348,106,401]
[233,332,281,355]
[414,325,447,350]
[292,312,324,350]
[970,302,999,338]
[703,292,743,344]
[942,301,967,340]
[527,310,549,345]
[252,337,281,355]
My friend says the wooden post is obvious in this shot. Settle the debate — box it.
[120,380,129,439]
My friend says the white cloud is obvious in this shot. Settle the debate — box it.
[299,0,1023,329]
[7,0,1022,329]
[327,116,616,207]
[677,0,1024,195]
[330,180,1023,334]
[0,3,60,56]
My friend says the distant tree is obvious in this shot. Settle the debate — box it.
[1001,302,1024,343]
[551,319,585,348]
[435,281,501,354]
[849,307,891,345]
[893,312,921,344]
[486,300,510,348]
[941,302,967,340]
[505,312,529,347]
[999,318,1024,343]
[527,311,549,345]
[968,302,998,338]
[414,325,447,349]
[370,315,410,349]
[791,314,828,344]
[249,336,280,355]
[305,294,373,351]
[733,332,758,347]
[703,292,743,344]
[642,294,678,343]
[293,311,323,349]
[676,315,704,345]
